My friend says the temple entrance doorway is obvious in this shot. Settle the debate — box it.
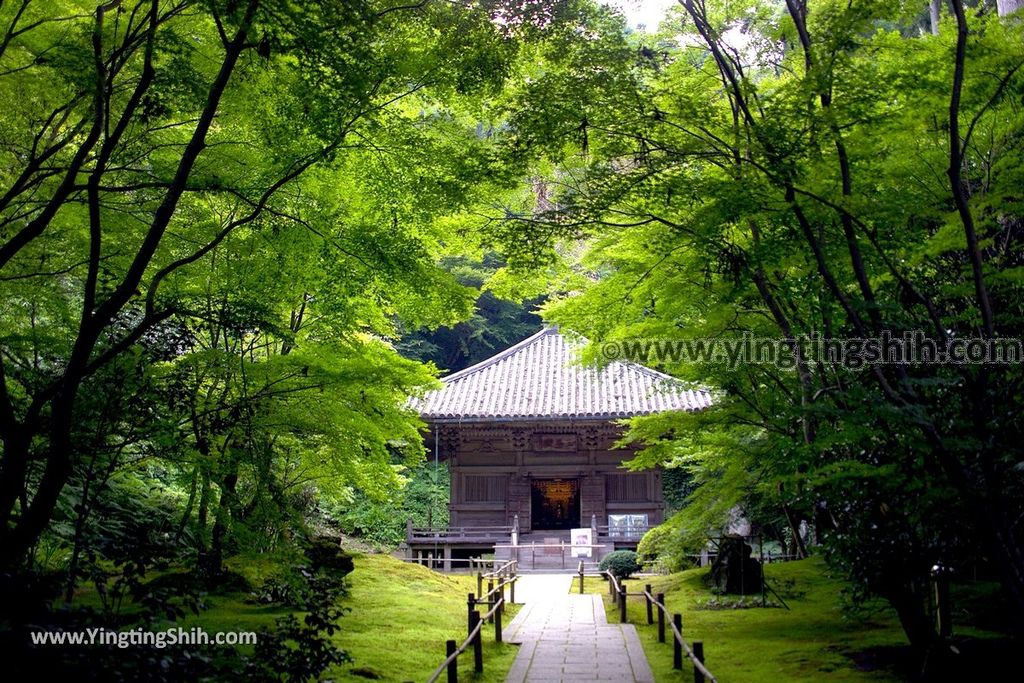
[530,478,580,530]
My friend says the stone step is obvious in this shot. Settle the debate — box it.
[496,546,605,571]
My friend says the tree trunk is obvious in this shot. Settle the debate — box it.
[173,465,201,545]
[203,458,240,577]
[884,583,938,655]
[929,0,941,35]
[196,470,212,553]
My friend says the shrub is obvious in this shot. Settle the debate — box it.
[599,550,640,579]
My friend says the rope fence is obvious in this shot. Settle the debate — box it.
[577,561,719,683]
[425,561,518,683]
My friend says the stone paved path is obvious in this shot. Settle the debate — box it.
[503,575,654,683]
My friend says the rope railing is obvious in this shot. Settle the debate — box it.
[643,587,718,683]
[577,563,719,683]
[476,561,517,604]
[425,617,484,683]
[479,595,503,621]
[603,568,622,595]
[477,578,509,603]
[426,567,519,682]
[482,559,517,579]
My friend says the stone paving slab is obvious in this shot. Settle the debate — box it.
[504,576,654,683]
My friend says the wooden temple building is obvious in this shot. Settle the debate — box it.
[406,327,710,570]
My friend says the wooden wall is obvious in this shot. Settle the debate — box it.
[435,420,663,531]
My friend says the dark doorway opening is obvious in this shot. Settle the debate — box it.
[530,478,580,530]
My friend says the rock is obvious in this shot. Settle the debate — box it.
[350,667,381,679]
[707,535,763,595]
[306,536,355,576]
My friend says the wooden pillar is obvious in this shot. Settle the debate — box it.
[470,610,483,673]
[693,641,705,683]
[673,614,683,670]
[446,640,457,683]
[657,594,666,643]
[495,586,503,643]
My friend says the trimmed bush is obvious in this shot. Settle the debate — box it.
[599,550,640,579]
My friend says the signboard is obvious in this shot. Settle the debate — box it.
[570,527,593,558]
[532,433,578,452]
[608,514,649,540]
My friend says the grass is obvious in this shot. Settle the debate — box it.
[71,551,521,682]
[576,558,913,682]
[326,554,521,682]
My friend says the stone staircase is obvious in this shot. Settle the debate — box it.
[495,531,606,573]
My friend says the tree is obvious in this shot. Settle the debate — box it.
[496,0,1024,657]
[0,0,606,569]
[397,253,544,374]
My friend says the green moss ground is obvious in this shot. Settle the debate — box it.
[326,554,520,682]
[575,558,914,682]
[71,552,521,682]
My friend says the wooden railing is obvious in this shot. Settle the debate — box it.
[425,561,518,683]
[408,525,512,541]
[594,523,650,540]
[576,562,719,683]
[400,556,506,572]
[408,522,649,543]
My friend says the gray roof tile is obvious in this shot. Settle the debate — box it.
[416,327,711,422]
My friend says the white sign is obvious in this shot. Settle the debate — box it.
[570,527,593,558]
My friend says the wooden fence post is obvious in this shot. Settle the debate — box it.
[477,571,483,598]
[487,580,494,623]
[467,593,475,632]
[619,581,627,623]
[645,584,653,624]
[657,593,665,643]
[693,641,705,683]
[446,639,457,683]
[672,614,683,670]
[495,595,503,643]
[470,610,483,673]
[932,563,952,638]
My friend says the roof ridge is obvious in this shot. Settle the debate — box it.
[440,326,557,383]
[615,357,685,384]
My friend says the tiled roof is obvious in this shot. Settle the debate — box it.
[416,327,711,422]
